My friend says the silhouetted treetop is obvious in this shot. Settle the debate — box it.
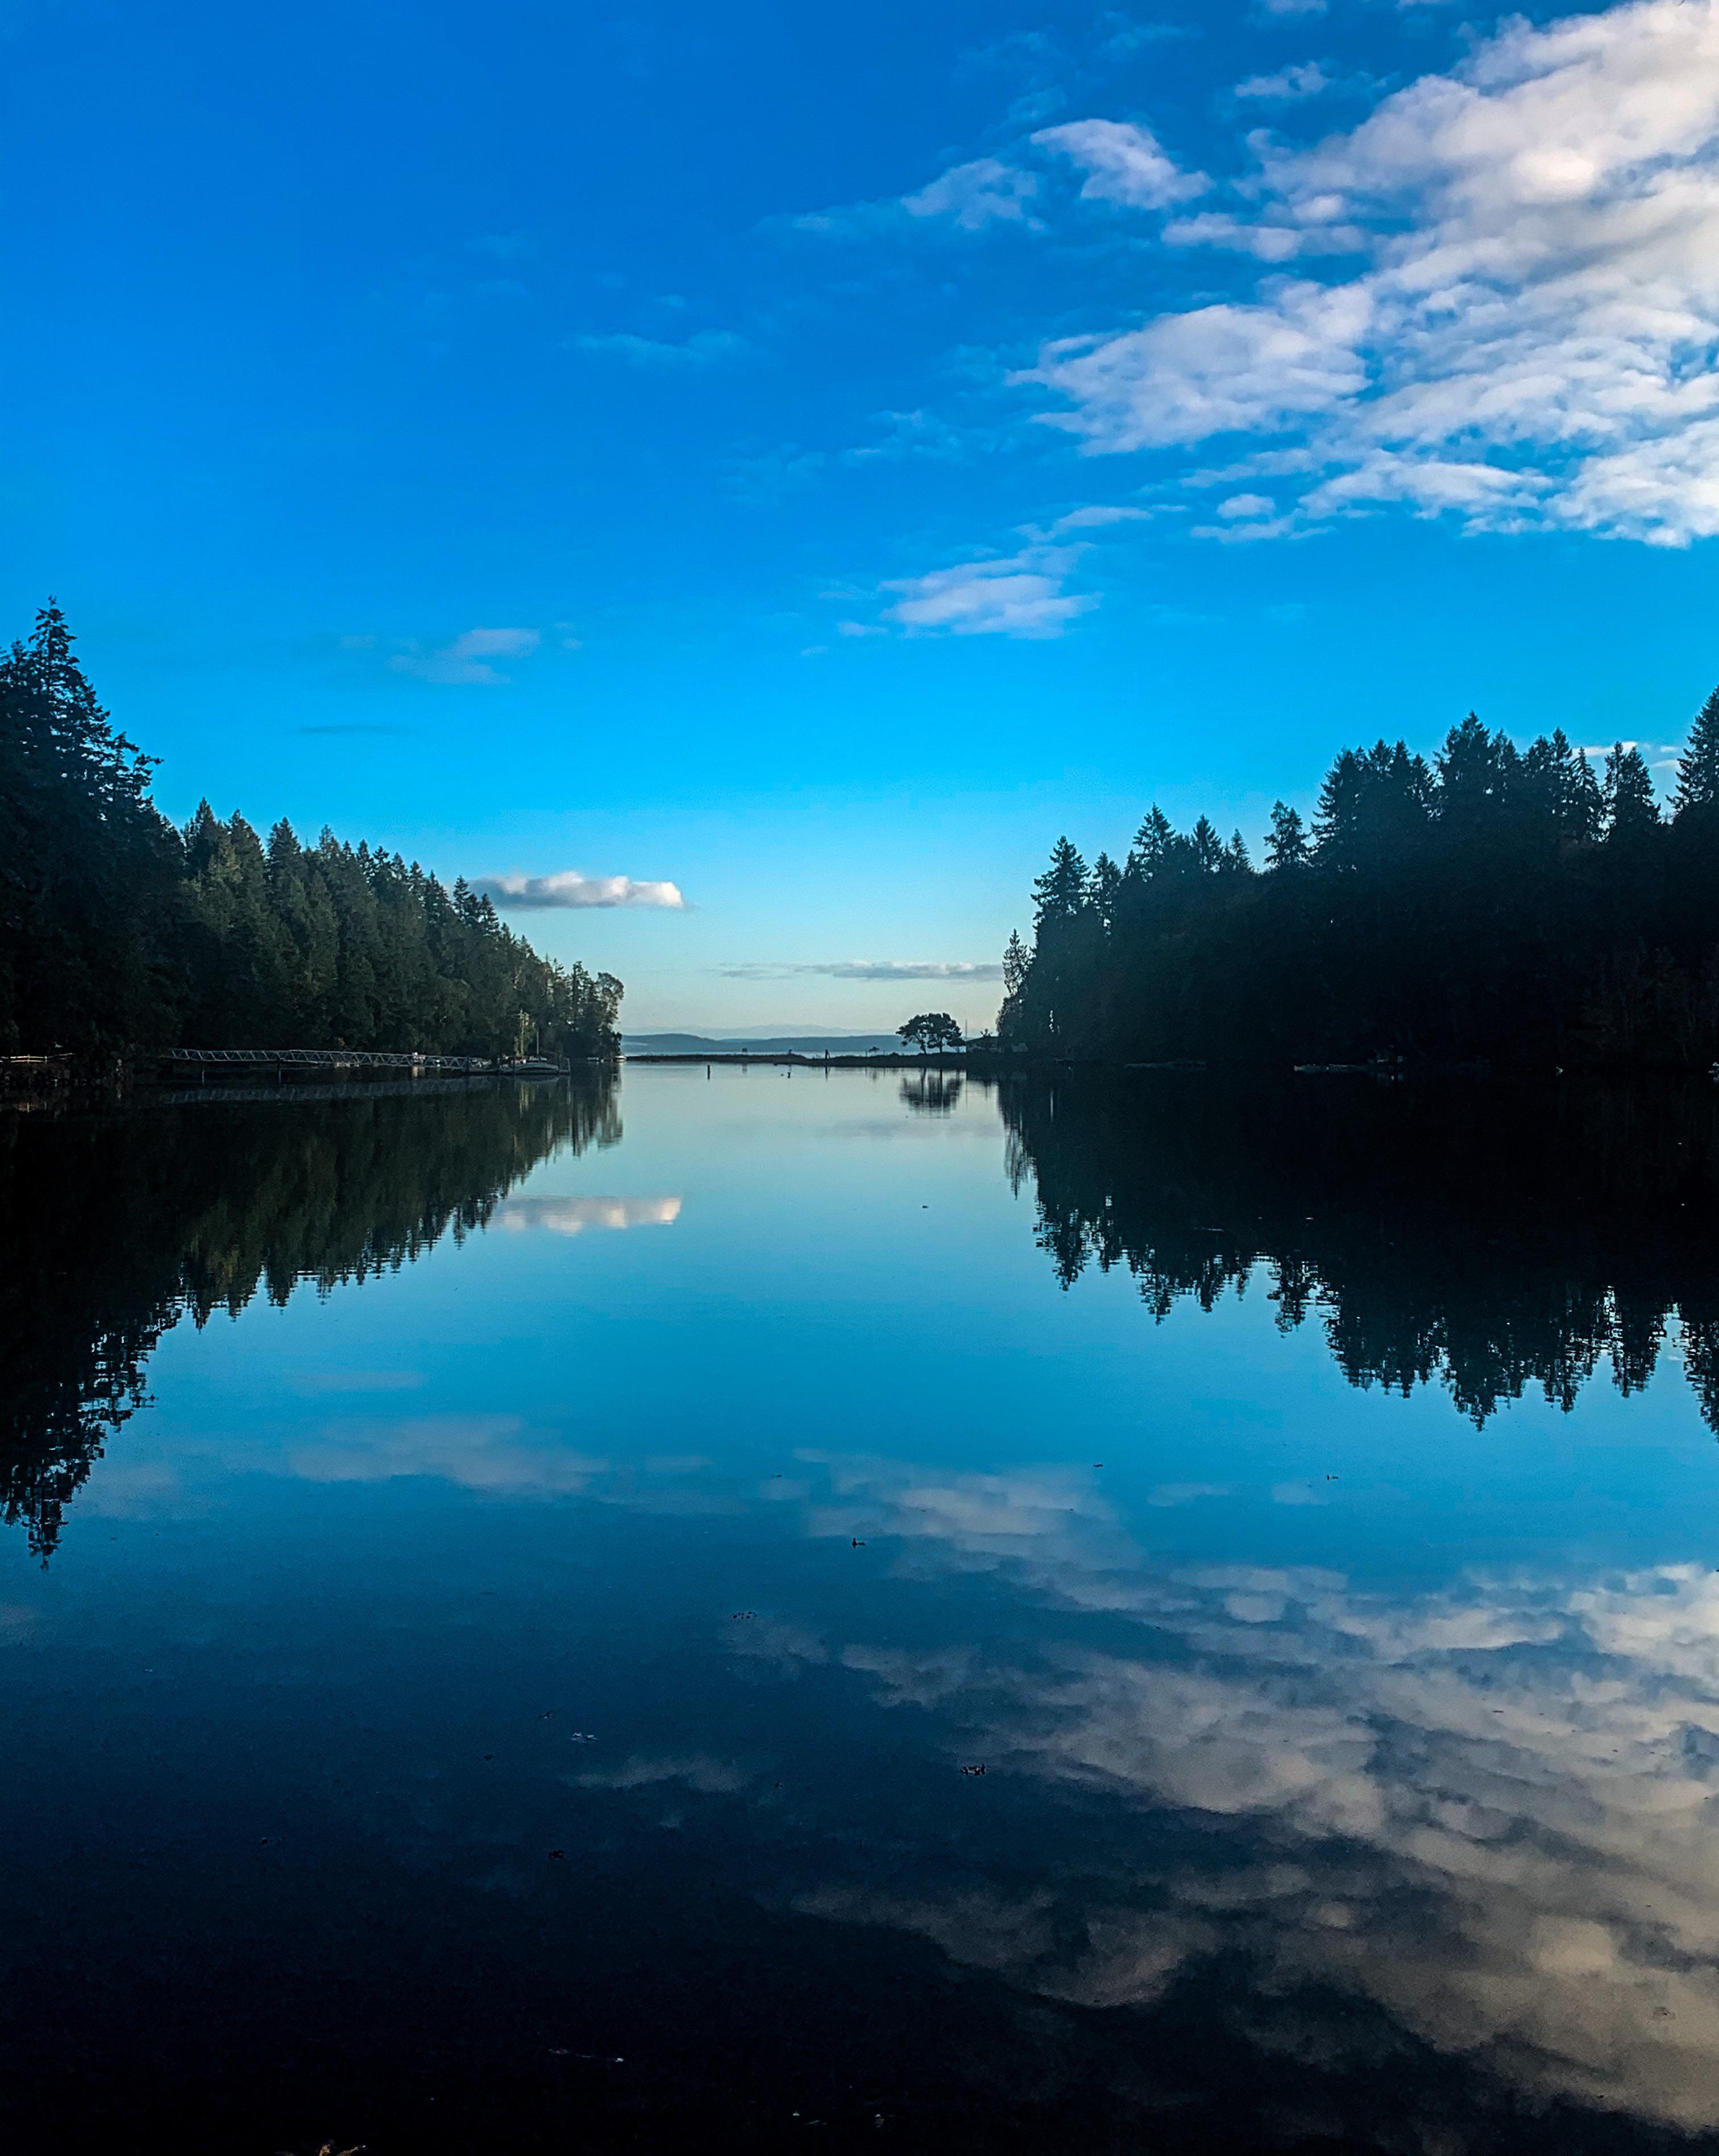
[1676,687,1719,815]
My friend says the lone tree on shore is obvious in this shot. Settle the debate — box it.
[898,1011,962,1056]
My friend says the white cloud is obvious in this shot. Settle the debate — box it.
[882,545,1095,637]
[1032,118,1207,209]
[1045,503,1156,533]
[1022,0,1719,545]
[573,328,751,367]
[793,157,1041,240]
[1027,283,1372,450]
[903,156,1041,229]
[719,960,1003,982]
[1234,61,1331,101]
[474,870,687,910]
[389,627,539,686]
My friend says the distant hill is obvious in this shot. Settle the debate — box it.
[623,1032,908,1057]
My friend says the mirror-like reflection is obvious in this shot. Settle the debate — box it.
[1004,1070,1719,1432]
[3,1065,1718,2153]
[900,1069,965,1116]
[771,1451,1719,2139]
[0,1074,617,1556]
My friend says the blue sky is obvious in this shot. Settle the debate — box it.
[4,0,1718,1031]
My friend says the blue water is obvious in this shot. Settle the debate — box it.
[3,1064,1718,2153]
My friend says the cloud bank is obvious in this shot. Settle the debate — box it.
[475,872,687,911]
[1024,0,1719,544]
[803,0,1719,549]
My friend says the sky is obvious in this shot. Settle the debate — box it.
[4,0,1719,1033]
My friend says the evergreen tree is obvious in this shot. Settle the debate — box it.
[1436,715,1518,835]
[1002,930,1030,999]
[1674,686,1719,815]
[1603,741,1660,839]
[1032,837,1089,927]
[1127,806,1174,880]
[1089,852,1123,930]
[1569,749,1605,842]
[1314,750,1365,868]
[1266,802,1309,871]
[0,603,181,1053]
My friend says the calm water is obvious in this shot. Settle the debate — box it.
[4,1064,1719,2153]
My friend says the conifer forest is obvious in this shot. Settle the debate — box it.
[1002,698,1719,1069]
[0,606,622,1060]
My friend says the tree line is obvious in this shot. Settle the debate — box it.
[1000,695,1719,1067]
[0,603,622,1060]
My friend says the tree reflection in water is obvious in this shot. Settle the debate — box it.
[0,1075,618,1557]
[900,1069,965,1117]
[999,1072,1719,1433]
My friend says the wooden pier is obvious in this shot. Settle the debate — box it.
[157,1048,571,1081]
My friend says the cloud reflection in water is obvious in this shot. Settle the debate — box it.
[491,1195,682,1234]
[778,1455,1719,2132]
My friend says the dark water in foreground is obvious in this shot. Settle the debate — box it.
[5,1064,1719,2154]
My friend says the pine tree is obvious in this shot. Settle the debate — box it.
[1266,802,1309,870]
[1522,728,1600,841]
[0,603,180,1052]
[1089,852,1123,929]
[1314,750,1364,868]
[1222,829,1252,874]
[1437,714,1517,828]
[1127,806,1174,880]
[1603,741,1660,839]
[1569,750,1604,842]
[1032,837,1089,926]
[1002,930,1030,999]
[1674,686,1719,815]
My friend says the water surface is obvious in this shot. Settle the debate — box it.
[3,1064,1718,2153]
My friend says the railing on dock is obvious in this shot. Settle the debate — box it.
[160,1048,568,1078]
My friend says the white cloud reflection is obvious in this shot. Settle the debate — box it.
[785,1452,1719,2132]
[491,1195,682,1235]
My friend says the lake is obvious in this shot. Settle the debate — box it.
[4,1063,1719,2153]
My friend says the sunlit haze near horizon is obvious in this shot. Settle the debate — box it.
[6,0,1719,1030]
